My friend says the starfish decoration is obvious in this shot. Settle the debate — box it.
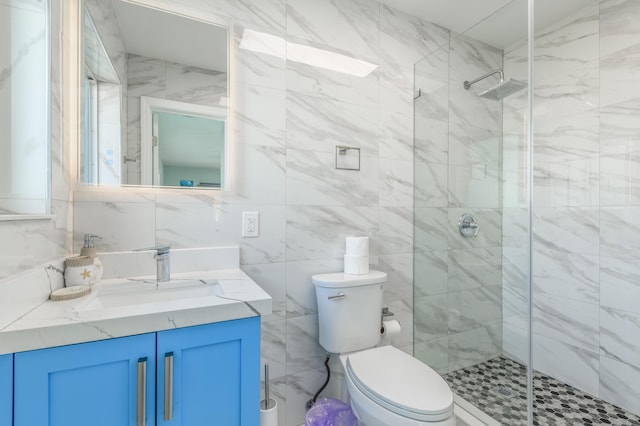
[81,268,92,279]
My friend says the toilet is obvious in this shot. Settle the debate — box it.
[312,270,455,426]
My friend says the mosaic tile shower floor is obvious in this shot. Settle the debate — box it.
[444,356,640,425]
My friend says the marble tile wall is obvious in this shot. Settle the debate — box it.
[413,33,504,374]
[0,0,73,280]
[70,0,436,424]
[502,0,640,416]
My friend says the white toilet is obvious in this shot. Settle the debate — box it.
[312,270,455,426]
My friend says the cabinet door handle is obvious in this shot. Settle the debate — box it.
[164,352,174,421]
[137,357,147,426]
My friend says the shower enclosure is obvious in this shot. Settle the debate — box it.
[413,0,640,424]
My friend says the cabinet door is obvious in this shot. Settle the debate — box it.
[157,317,260,426]
[0,354,12,426]
[14,333,156,426]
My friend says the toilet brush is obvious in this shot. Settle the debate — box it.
[260,363,278,426]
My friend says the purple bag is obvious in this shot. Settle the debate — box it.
[305,398,358,426]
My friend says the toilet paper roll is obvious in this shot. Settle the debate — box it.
[344,255,369,274]
[260,398,278,426]
[380,320,401,346]
[345,236,369,257]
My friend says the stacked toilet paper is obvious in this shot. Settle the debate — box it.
[344,236,369,274]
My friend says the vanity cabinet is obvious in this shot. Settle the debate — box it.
[0,354,11,426]
[156,319,260,425]
[12,317,260,426]
[14,333,157,426]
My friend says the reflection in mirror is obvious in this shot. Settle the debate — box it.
[80,0,228,188]
[0,0,50,214]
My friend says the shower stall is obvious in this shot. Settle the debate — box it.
[413,0,640,424]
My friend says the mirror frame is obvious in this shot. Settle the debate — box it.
[77,0,231,192]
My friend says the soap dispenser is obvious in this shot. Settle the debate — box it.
[80,234,103,281]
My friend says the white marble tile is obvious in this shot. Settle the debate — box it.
[533,249,599,304]
[414,249,448,297]
[378,206,413,255]
[379,111,413,161]
[233,205,286,265]
[532,333,600,397]
[502,208,529,249]
[286,149,378,206]
[414,337,449,374]
[232,25,286,90]
[533,157,600,207]
[449,80,502,130]
[600,97,640,156]
[600,206,640,261]
[231,143,286,205]
[448,323,501,372]
[286,206,377,262]
[127,54,166,98]
[503,316,528,366]
[600,256,640,315]
[378,253,413,304]
[414,117,448,166]
[532,4,599,82]
[285,314,324,376]
[261,317,286,380]
[379,158,413,208]
[448,35,502,86]
[414,295,448,343]
[73,200,156,252]
[600,0,640,58]
[154,197,226,249]
[534,59,599,120]
[243,262,287,318]
[501,247,529,319]
[380,4,449,70]
[284,368,331,426]
[600,42,640,108]
[600,356,640,417]
[286,93,379,156]
[379,65,415,115]
[286,0,379,59]
[286,258,342,319]
[600,306,640,367]
[448,247,501,292]
[165,61,227,107]
[286,36,379,108]
[448,286,502,333]
[232,84,286,148]
[534,109,599,163]
[600,153,640,205]
[533,293,599,352]
[414,162,448,208]
[413,72,449,122]
[448,164,500,209]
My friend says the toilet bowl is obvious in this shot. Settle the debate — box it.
[312,271,455,425]
[341,346,455,426]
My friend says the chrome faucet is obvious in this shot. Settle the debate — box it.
[135,245,171,282]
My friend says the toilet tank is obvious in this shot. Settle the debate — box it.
[312,271,386,354]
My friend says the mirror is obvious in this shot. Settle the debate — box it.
[80,0,228,188]
[0,0,50,214]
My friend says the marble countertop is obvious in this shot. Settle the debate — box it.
[0,268,272,355]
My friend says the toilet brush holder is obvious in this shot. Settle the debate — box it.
[260,363,279,426]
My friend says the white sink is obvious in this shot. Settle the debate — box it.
[78,278,220,311]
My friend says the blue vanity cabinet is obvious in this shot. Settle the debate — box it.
[0,354,12,426]
[156,317,260,426]
[14,333,156,426]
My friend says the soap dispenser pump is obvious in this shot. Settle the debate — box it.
[80,234,103,281]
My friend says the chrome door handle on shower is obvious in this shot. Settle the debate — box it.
[458,213,480,238]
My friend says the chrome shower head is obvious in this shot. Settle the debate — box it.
[477,78,526,100]
[463,69,526,100]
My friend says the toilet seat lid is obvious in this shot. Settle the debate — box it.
[346,346,453,420]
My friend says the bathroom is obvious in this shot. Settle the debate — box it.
[1,0,640,424]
